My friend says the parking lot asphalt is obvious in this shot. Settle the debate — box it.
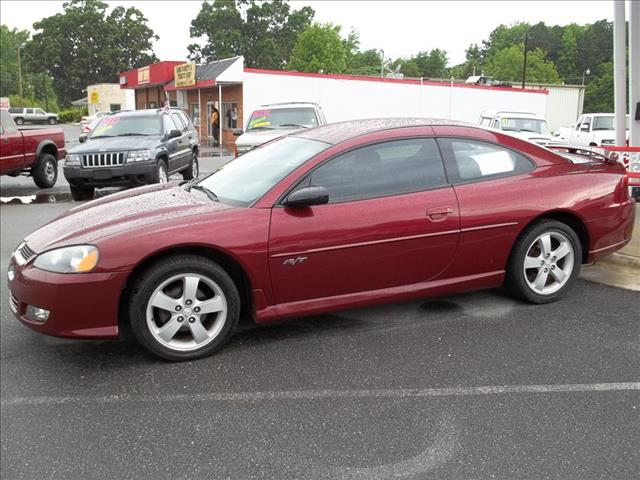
[0,193,639,479]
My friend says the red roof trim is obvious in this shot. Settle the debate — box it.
[164,79,216,91]
[243,67,549,95]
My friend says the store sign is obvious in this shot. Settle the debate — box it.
[138,66,150,84]
[175,62,196,88]
[89,90,99,104]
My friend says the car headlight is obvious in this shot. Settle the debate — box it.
[127,149,152,162]
[65,154,81,166]
[33,245,99,273]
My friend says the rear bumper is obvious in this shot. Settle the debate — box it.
[64,162,156,187]
[585,200,636,262]
[8,260,127,339]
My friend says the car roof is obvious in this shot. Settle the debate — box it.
[293,118,472,145]
[108,108,179,117]
[259,102,320,110]
[481,110,542,119]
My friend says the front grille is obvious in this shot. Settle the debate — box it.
[9,293,18,315]
[82,152,125,168]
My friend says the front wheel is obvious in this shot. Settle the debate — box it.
[128,255,241,361]
[154,160,168,184]
[32,153,58,188]
[182,152,199,180]
[506,220,582,304]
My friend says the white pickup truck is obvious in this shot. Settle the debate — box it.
[478,111,563,146]
[557,113,630,147]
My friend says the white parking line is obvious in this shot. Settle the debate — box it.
[2,382,638,406]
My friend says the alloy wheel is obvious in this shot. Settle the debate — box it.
[145,273,228,352]
[45,160,56,182]
[523,231,575,295]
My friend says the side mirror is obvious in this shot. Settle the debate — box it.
[233,128,243,136]
[580,124,590,132]
[284,186,329,208]
[168,129,182,140]
[79,135,87,143]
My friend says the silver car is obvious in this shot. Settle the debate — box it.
[8,107,59,125]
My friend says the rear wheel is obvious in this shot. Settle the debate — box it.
[15,117,24,125]
[32,153,58,188]
[70,185,95,201]
[48,117,57,125]
[506,220,582,304]
[182,152,199,180]
[128,255,240,361]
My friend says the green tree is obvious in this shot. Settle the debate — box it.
[584,62,614,113]
[188,0,314,69]
[485,44,561,83]
[28,0,158,105]
[288,23,348,74]
[0,25,30,97]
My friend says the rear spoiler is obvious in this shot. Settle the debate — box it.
[546,145,617,164]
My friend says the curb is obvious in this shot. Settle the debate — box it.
[595,252,640,270]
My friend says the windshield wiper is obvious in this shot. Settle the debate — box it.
[247,126,274,131]
[89,135,114,139]
[279,123,308,128]
[190,184,218,202]
[116,133,152,136]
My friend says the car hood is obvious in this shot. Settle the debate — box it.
[69,136,162,153]
[235,128,304,147]
[24,183,234,252]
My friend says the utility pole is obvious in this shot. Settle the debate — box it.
[380,49,385,77]
[42,73,48,111]
[17,45,23,97]
[521,32,528,89]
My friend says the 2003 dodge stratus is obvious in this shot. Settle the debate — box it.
[8,119,635,361]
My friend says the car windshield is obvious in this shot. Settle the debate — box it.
[499,117,550,135]
[593,115,630,131]
[246,107,319,131]
[195,137,329,207]
[89,115,161,138]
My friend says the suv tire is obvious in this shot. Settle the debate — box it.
[15,117,24,125]
[154,160,168,184]
[70,185,95,201]
[182,152,199,180]
[48,117,57,125]
[32,153,58,188]
[128,254,241,361]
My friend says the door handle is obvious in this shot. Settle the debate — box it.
[426,206,453,221]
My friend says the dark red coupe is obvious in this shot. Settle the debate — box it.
[8,119,635,360]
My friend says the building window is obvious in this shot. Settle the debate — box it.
[222,102,239,129]
[109,104,121,112]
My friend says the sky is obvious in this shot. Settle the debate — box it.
[0,0,619,66]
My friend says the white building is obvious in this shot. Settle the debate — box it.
[87,83,135,115]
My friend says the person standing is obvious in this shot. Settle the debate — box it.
[210,106,220,146]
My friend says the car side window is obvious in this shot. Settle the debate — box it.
[171,113,186,132]
[35,109,45,115]
[0,110,17,134]
[26,108,34,115]
[177,111,191,130]
[575,116,584,130]
[439,138,534,184]
[164,115,179,135]
[304,138,448,204]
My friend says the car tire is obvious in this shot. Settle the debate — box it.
[506,219,582,304]
[32,153,58,188]
[128,254,241,361]
[15,117,24,126]
[154,159,168,184]
[48,117,57,125]
[182,152,199,181]
[69,185,95,201]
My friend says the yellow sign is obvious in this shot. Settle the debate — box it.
[138,66,150,84]
[89,90,99,104]
[175,62,196,88]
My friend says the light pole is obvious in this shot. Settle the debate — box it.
[581,68,590,86]
[379,49,384,77]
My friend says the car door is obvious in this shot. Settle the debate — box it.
[34,108,46,123]
[434,131,536,278]
[574,115,590,146]
[0,109,25,173]
[171,112,191,169]
[268,137,460,305]
[162,115,182,172]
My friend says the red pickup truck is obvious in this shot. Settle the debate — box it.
[1,108,66,188]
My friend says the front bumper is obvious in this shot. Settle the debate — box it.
[8,259,128,339]
[64,161,157,187]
